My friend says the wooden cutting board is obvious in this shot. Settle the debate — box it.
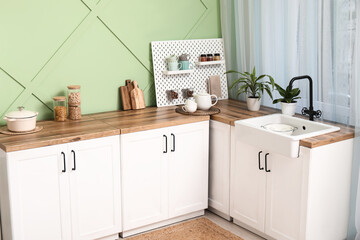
[120,80,132,110]
[130,80,145,109]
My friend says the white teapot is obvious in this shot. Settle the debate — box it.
[193,90,218,110]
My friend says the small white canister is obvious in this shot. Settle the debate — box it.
[3,107,38,132]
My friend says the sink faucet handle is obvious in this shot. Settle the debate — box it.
[315,110,322,119]
[301,107,308,116]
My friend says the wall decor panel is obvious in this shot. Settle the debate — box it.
[0,0,221,125]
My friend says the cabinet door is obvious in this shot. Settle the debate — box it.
[264,152,308,240]
[68,136,121,240]
[168,121,209,218]
[230,141,266,232]
[121,128,168,231]
[208,120,231,215]
[5,145,71,240]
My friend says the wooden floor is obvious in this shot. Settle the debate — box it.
[120,210,265,240]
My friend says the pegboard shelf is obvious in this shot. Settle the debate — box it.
[151,38,228,107]
[162,69,195,75]
[195,60,224,66]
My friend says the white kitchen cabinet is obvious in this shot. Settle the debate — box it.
[0,136,121,240]
[230,142,266,232]
[168,122,209,218]
[120,127,168,231]
[68,137,121,240]
[231,138,353,240]
[121,121,209,236]
[0,144,71,240]
[208,120,232,219]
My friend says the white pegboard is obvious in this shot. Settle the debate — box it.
[151,38,228,107]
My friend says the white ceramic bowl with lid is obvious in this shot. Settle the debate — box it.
[3,107,39,132]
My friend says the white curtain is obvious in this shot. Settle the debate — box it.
[221,0,357,125]
[221,0,360,238]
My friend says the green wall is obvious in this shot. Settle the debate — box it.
[0,0,221,125]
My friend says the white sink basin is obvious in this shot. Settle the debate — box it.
[235,114,340,158]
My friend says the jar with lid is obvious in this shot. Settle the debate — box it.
[200,54,207,62]
[67,85,81,106]
[214,53,221,61]
[67,85,81,120]
[53,96,67,122]
[207,54,213,61]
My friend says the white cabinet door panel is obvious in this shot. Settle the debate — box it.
[121,129,168,231]
[230,141,266,232]
[168,121,209,218]
[209,120,231,215]
[265,152,308,240]
[6,145,71,240]
[68,136,121,240]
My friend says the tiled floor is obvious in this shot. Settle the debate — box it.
[204,211,265,240]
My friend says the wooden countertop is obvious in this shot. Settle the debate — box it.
[212,99,355,148]
[0,106,209,152]
[0,99,353,152]
[0,119,120,152]
[87,106,209,134]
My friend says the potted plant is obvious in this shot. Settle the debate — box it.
[272,83,301,115]
[226,67,275,111]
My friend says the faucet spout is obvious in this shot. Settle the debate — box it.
[288,75,321,121]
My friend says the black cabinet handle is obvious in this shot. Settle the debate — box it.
[61,152,66,173]
[258,151,264,170]
[171,133,175,152]
[163,135,167,153]
[265,153,271,172]
[71,150,76,171]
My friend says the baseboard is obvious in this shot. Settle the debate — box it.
[96,233,119,240]
[207,207,232,221]
[121,210,205,238]
[233,219,275,240]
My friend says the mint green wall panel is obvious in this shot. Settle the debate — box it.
[0,70,25,116]
[0,0,89,82]
[0,0,221,125]
[35,20,154,115]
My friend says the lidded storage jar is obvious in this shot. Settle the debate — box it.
[53,96,67,122]
[67,85,81,120]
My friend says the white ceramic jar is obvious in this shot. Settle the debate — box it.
[3,107,38,132]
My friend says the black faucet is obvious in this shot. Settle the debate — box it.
[288,75,322,121]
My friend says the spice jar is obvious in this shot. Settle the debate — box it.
[53,96,67,122]
[200,54,207,62]
[67,85,81,120]
[214,53,221,61]
[207,54,213,61]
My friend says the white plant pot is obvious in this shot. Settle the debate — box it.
[246,97,261,111]
[281,102,297,116]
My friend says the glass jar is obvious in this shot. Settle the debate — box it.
[69,106,81,120]
[214,53,221,61]
[207,54,213,61]
[67,85,81,120]
[67,85,81,106]
[53,96,67,122]
[200,54,207,62]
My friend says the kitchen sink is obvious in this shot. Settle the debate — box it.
[235,114,340,158]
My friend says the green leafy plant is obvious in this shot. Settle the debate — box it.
[225,67,275,99]
[272,83,301,104]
